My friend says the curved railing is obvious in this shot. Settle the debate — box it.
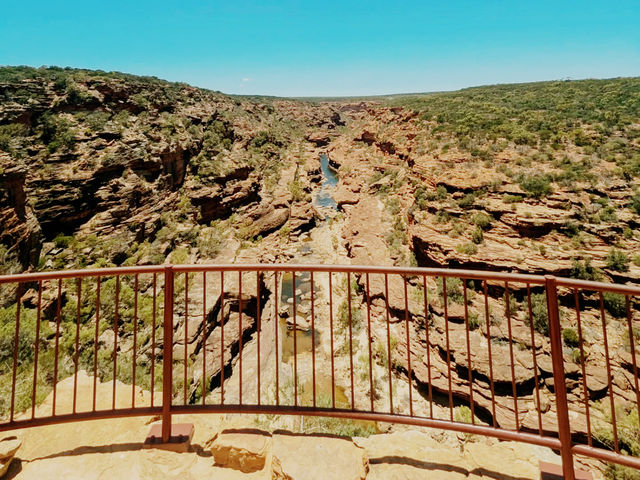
[0,264,639,479]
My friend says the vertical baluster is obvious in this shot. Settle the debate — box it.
[292,271,297,407]
[161,266,174,443]
[527,284,543,435]
[483,280,497,427]
[220,271,225,405]
[545,276,575,480]
[504,282,519,431]
[73,277,82,413]
[151,273,157,408]
[132,275,138,408]
[53,278,62,416]
[310,271,316,408]
[257,271,261,406]
[238,270,243,405]
[202,271,207,406]
[329,272,335,409]
[93,277,101,411]
[423,275,433,418]
[10,282,22,422]
[462,280,474,423]
[184,272,189,406]
[113,275,120,410]
[31,280,42,419]
[403,275,413,416]
[573,289,591,445]
[366,273,374,412]
[384,274,393,414]
[599,291,619,452]
[274,271,279,406]
[347,272,355,411]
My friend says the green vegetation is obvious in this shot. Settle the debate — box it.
[570,257,603,281]
[457,193,476,209]
[471,226,483,244]
[472,213,493,230]
[389,78,640,159]
[594,404,640,479]
[40,113,76,153]
[528,293,549,335]
[456,242,478,254]
[605,248,630,272]
[0,276,164,416]
[631,194,640,215]
[502,194,524,204]
[336,281,364,334]
[562,328,580,348]
[519,173,552,198]
[288,179,307,202]
[0,123,28,153]
[603,292,626,318]
[437,277,465,305]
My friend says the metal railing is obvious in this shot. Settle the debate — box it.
[0,264,639,479]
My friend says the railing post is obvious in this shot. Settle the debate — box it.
[545,275,575,480]
[162,265,174,443]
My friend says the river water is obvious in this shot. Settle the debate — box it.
[314,154,339,210]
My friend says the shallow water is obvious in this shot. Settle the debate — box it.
[280,271,319,363]
[314,154,338,209]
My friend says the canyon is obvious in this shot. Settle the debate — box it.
[1,67,639,478]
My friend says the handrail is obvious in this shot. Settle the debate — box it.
[0,263,638,478]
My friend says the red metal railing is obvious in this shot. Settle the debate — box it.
[0,264,639,479]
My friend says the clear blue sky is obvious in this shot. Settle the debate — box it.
[1,1,639,96]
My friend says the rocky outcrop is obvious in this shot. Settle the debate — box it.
[0,437,21,477]
[306,131,331,147]
[272,432,369,480]
[0,159,42,267]
[191,174,260,223]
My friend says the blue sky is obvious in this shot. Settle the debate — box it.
[1,1,639,96]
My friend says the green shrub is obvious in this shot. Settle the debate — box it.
[53,233,74,249]
[528,293,549,335]
[603,292,626,318]
[251,130,282,149]
[436,185,448,200]
[570,257,603,281]
[435,210,451,223]
[0,123,28,152]
[605,464,640,480]
[595,405,640,479]
[457,193,476,209]
[288,180,306,202]
[468,313,481,330]
[413,187,430,209]
[605,248,630,272]
[520,174,552,198]
[455,405,474,424]
[598,205,618,223]
[40,113,76,153]
[471,226,483,244]
[438,277,464,305]
[169,247,189,264]
[456,242,478,255]
[562,328,579,348]
[196,225,224,257]
[336,287,363,334]
[502,194,524,204]
[631,194,640,215]
[473,213,492,230]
